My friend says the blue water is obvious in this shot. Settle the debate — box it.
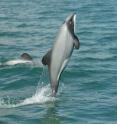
[0,0,117,123]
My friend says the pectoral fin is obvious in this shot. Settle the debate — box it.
[73,35,80,49]
[42,49,52,66]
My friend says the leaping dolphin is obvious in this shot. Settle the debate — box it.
[42,13,80,96]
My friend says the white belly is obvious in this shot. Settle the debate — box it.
[4,59,32,65]
[57,58,69,81]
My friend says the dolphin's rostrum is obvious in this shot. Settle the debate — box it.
[42,13,80,96]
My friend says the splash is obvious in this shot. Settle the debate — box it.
[0,64,65,108]
[0,67,57,108]
[0,84,56,108]
[20,84,55,105]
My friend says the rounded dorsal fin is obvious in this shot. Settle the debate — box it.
[20,53,32,60]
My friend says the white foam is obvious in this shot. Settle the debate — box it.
[0,84,56,108]
[19,84,55,106]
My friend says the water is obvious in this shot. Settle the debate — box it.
[0,0,117,123]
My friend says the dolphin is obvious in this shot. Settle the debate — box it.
[42,13,80,96]
[0,53,33,66]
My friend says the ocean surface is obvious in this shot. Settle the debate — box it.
[0,0,117,124]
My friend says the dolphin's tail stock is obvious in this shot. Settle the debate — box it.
[51,80,59,97]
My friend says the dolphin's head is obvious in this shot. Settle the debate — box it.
[64,13,76,34]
